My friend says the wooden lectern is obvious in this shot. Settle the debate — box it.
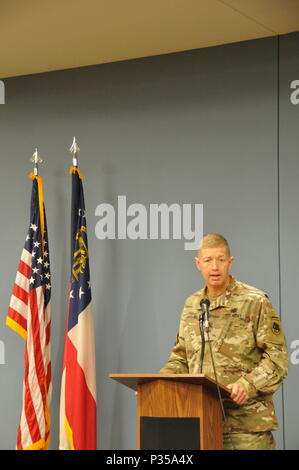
[109,374,230,450]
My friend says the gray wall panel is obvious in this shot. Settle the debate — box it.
[279,31,299,451]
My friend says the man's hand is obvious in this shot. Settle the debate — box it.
[227,382,248,405]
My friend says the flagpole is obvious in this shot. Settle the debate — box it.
[60,136,97,450]
[30,148,43,176]
[29,149,45,255]
[69,136,80,168]
[7,147,52,450]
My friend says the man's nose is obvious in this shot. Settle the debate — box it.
[211,260,218,270]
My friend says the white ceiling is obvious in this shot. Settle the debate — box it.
[1,0,299,78]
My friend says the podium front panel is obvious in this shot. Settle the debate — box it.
[140,417,200,450]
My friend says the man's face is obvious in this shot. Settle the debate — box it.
[195,246,234,293]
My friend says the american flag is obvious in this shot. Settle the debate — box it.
[6,175,51,450]
[59,167,97,450]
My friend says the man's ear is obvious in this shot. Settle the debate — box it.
[229,256,235,270]
[194,257,201,272]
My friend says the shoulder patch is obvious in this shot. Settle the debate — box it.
[271,321,281,335]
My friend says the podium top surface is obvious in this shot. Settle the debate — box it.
[109,373,230,398]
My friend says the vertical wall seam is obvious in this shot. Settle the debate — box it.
[277,33,286,451]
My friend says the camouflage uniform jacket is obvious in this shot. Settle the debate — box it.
[160,276,289,432]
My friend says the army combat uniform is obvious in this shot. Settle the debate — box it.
[160,276,289,450]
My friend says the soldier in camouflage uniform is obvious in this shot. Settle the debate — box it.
[160,234,288,450]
